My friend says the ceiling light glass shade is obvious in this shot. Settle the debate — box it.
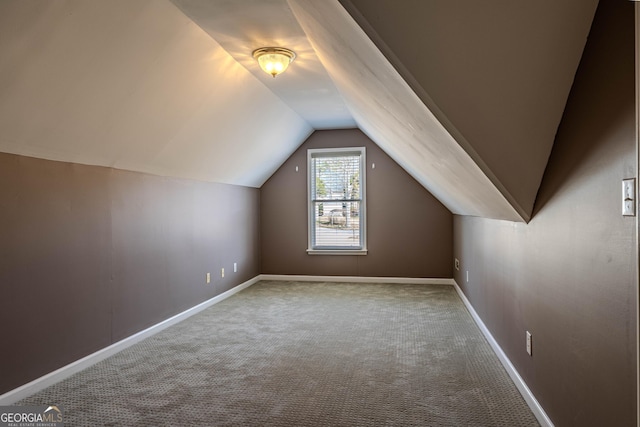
[252,47,296,78]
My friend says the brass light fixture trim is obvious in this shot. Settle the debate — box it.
[252,47,296,78]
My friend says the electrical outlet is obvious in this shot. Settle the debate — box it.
[233,262,237,273]
[466,271,469,283]
[221,268,225,278]
[526,331,532,356]
[206,273,210,284]
[454,258,460,271]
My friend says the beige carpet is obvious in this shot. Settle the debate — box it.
[18,281,539,426]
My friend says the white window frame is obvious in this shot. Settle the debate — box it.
[307,147,367,255]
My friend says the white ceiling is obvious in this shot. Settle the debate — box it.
[0,0,312,187]
[171,0,356,130]
[0,0,598,222]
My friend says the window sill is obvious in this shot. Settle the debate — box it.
[307,249,368,256]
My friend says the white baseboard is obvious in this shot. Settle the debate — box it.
[451,280,554,427]
[259,274,455,285]
[0,275,261,405]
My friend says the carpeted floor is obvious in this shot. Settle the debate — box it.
[18,281,539,426]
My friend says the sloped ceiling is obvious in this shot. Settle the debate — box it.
[288,0,523,221]
[339,0,599,220]
[0,0,597,221]
[0,0,312,187]
[170,0,356,130]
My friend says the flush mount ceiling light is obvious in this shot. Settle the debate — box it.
[252,47,296,78]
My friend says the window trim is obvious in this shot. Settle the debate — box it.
[307,147,367,255]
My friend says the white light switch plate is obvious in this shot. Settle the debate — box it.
[622,178,635,216]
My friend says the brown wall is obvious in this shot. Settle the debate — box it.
[454,1,637,425]
[261,129,452,278]
[0,154,260,394]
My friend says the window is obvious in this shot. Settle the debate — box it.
[307,147,366,255]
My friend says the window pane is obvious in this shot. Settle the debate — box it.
[312,155,361,201]
[313,201,361,248]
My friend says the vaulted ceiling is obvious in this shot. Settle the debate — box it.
[0,0,598,222]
